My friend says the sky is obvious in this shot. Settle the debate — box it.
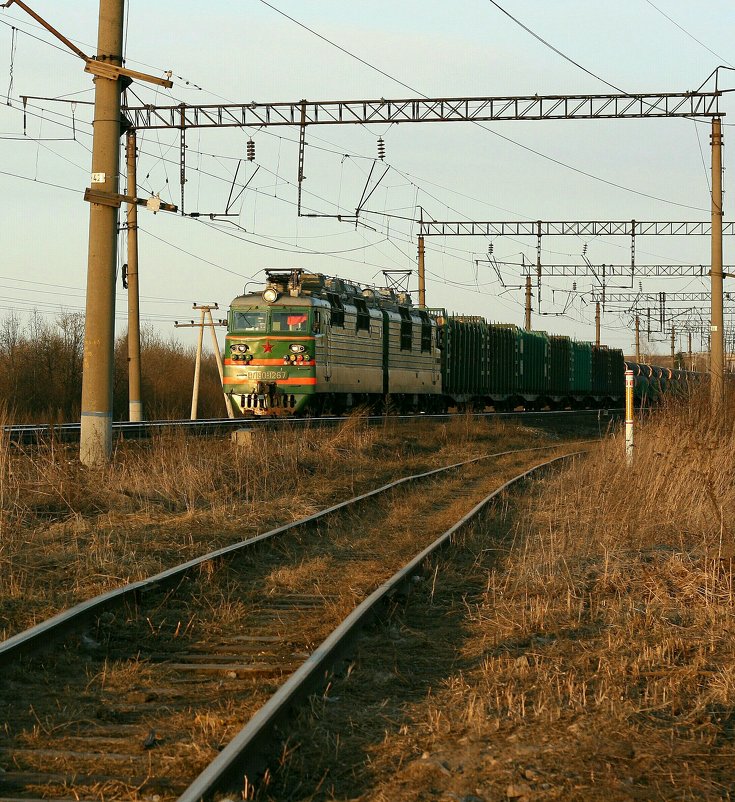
[1,0,734,357]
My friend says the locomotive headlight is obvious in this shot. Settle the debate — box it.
[237,344,248,353]
[289,343,306,353]
[262,288,279,303]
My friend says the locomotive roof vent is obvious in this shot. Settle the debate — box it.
[325,276,344,293]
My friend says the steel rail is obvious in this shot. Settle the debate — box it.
[0,443,585,667]
[178,452,581,802]
[3,408,620,446]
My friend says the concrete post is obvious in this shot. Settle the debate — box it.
[417,235,425,307]
[205,307,234,419]
[635,315,640,362]
[126,129,142,422]
[625,368,634,466]
[711,117,724,408]
[80,0,125,465]
[190,307,205,420]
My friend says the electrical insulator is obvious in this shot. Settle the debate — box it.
[572,281,577,292]
[488,242,494,255]
[582,243,588,255]
[377,137,385,160]
[639,281,643,291]
[247,138,255,161]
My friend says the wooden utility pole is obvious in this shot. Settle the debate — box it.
[175,305,234,420]
[711,117,725,408]
[525,275,532,330]
[125,129,142,422]
[595,302,601,346]
[79,0,125,465]
[635,315,640,362]
[417,235,426,307]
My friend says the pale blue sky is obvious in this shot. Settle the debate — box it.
[1,1,734,354]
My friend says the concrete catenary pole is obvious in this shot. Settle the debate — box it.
[525,275,532,330]
[125,129,142,422]
[417,235,425,307]
[595,302,601,347]
[190,306,206,420]
[80,0,125,465]
[688,330,693,371]
[204,307,234,419]
[670,326,676,367]
[635,315,640,362]
[711,117,724,408]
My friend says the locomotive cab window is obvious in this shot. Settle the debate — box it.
[271,310,309,332]
[312,310,322,333]
[399,306,412,351]
[231,310,268,332]
[355,298,370,332]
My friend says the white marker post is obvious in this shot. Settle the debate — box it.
[625,368,634,466]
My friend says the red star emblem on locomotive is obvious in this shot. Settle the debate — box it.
[262,341,273,353]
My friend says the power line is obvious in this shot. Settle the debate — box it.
[642,0,734,67]
[0,12,203,88]
[485,0,626,94]
[254,2,710,212]
[255,0,420,96]
[0,166,79,193]
[4,95,712,274]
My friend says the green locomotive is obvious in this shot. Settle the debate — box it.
[224,269,441,415]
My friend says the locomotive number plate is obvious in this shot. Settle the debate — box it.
[243,370,289,380]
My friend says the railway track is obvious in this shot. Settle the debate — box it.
[3,408,618,446]
[0,446,581,802]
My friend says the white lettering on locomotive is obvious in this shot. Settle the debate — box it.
[236,370,289,380]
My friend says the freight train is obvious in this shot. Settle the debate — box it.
[222,269,691,415]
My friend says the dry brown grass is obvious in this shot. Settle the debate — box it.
[0,411,563,641]
[345,391,735,802]
[470,393,735,790]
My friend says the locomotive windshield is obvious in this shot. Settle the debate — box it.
[231,310,268,331]
[270,310,309,332]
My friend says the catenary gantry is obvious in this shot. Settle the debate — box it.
[123,91,722,129]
